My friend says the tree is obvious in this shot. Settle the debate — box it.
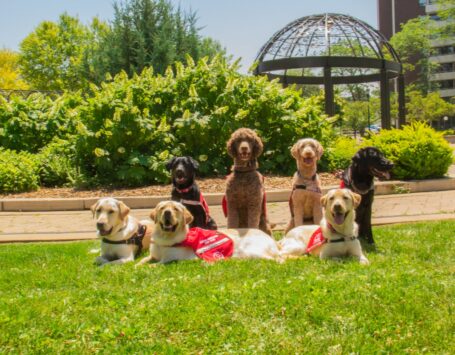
[406,90,455,124]
[342,100,371,137]
[389,17,439,94]
[437,0,455,37]
[19,13,91,91]
[90,0,226,79]
[0,49,29,89]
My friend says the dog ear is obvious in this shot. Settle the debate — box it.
[320,193,328,207]
[252,134,264,158]
[117,201,130,220]
[350,191,362,208]
[315,141,324,160]
[149,208,157,222]
[291,141,301,159]
[165,157,176,171]
[188,157,199,171]
[226,136,237,158]
[183,207,194,225]
[90,201,99,218]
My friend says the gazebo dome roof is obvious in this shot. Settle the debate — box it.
[256,13,400,63]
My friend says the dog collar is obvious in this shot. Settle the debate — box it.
[102,224,147,256]
[175,186,193,194]
[297,171,317,180]
[326,222,357,242]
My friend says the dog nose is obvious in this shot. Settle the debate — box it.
[333,203,343,212]
[164,210,172,224]
[240,146,248,152]
[96,222,106,230]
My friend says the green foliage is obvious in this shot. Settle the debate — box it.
[0,49,29,90]
[325,136,361,172]
[82,0,226,83]
[0,221,454,353]
[365,122,453,180]
[75,56,329,186]
[0,149,39,193]
[0,94,80,153]
[406,90,455,123]
[390,17,439,94]
[37,139,78,187]
[19,13,92,91]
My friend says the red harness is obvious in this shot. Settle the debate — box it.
[177,227,234,262]
[306,224,357,254]
[306,227,326,253]
[178,191,212,225]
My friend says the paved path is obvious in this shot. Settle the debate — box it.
[0,190,454,243]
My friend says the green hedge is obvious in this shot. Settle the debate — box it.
[0,94,81,153]
[0,149,40,193]
[324,136,361,172]
[75,56,330,186]
[365,122,453,180]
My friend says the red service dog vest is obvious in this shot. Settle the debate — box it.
[306,227,326,253]
[178,227,234,262]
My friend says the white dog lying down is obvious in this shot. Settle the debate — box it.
[91,197,154,266]
[279,188,369,265]
[137,201,282,265]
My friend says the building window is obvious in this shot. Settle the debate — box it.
[438,80,455,89]
[436,62,455,73]
[419,0,426,6]
[436,46,455,55]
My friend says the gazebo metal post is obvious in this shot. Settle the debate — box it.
[380,69,391,129]
[398,73,406,127]
[324,67,335,116]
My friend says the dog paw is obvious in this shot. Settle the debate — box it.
[359,257,370,265]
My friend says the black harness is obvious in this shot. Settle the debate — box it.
[102,224,147,257]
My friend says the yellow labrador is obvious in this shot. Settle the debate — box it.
[91,197,153,266]
[137,201,282,265]
[279,189,369,265]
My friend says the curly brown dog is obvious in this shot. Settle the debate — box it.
[224,128,272,235]
[284,138,324,234]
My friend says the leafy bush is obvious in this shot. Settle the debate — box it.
[0,149,39,193]
[37,139,78,187]
[324,136,361,171]
[0,94,81,153]
[75,56,330,186]
[365,122,453,180]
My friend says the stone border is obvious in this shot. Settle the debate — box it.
[1,177,454,212]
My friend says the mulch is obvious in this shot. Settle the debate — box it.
[0,173,341,199]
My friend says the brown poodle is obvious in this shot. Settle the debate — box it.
[284,138,324,234]
[224,128,272,235]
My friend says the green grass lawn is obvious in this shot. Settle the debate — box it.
[0,221,454,354]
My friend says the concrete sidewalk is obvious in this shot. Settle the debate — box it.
[0,190,454,243]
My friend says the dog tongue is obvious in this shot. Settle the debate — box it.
[333,213,345,225]
[304,158,313,164]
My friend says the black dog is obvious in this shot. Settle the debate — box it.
[166,156,217,230]
[341,147,393,247]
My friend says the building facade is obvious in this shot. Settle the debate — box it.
[378,0,455,98]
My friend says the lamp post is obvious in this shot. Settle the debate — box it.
[443,116,449,130]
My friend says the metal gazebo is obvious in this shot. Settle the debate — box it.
[254,13,405,128]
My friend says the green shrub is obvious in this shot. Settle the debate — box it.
[365,122,453,180]
[0,94,81,153]
[324,136,360,172]
[37,139,78,187]
[75,56,330,186]
[0,149,40,193]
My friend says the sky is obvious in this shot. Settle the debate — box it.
[0,0,377,72]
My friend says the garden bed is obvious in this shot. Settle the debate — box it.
[0,173,340,199]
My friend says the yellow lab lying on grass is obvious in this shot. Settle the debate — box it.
[279,189,369,265]
[138,201,282,265]
[91,198,154,266]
